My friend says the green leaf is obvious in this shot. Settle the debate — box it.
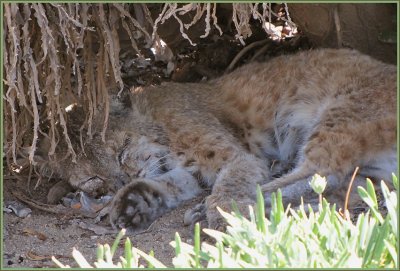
[72,248,92,268]
[392,173,398,191]
[392,173,399,191]
[174,232,182,255]
[131,247,166,268]
[256,185,266,234]
[96,244,104,262]
[111,229,126,256]
[381,180,398,233]
[147,250,155,268]
[231,200,241,217]
[357,183,383,223]
[103,244,112,263]
[276,189,284,220]
[333,251,351,268]
[249,205,256,224]
[362,222,380,267]
[270,189,284,227]
[277,244,291,266]
[194,223,201,268]
[356,212,368,253]
[384,239,398,268]
[366,178,378,207]
[370,219,391,267]
[124,238,132,268]
[317,199,328,225]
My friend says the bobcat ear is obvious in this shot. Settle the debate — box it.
[120,90,132,108]
[109,91,132,114]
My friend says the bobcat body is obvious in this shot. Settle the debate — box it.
[43,49,397,231]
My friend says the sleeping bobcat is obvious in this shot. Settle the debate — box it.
[43,48,397,231]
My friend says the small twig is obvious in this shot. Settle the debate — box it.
[133,219,158,235]
[226,39,269,73]
[11,190,98,218]
[27,164,33,196]
[343,167,360,220]
[11,190,66,214]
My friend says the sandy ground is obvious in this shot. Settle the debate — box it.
[3,173,384,269]
[3,176,208,268]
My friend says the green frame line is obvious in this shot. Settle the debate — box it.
[397,2,400,269]
[1,2,3,270]
[0,1,399,270]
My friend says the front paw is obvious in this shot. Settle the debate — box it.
[109,179,167,231]
[184,202,207,231]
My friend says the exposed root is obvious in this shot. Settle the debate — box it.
[333,5,342,48]
[250,42,272,62]
[226,39,269,73]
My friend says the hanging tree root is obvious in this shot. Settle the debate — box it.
[3,3,153,178]
[3,3,296,183]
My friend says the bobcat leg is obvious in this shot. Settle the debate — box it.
[262,116,396,211]
[109,167,202,231]
[205,154,269,230]
[185,153,268,230]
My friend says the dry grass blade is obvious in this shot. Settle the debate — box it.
[342,166,360,219]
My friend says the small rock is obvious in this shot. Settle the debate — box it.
[5,201,32,218]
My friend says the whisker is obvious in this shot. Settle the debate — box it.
[146,153,171,171]
[146,161,168,177]
[142,153,172,176]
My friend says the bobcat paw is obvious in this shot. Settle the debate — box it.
[184,201,226,231]
[184,202,207,230]
[109,180,167,231]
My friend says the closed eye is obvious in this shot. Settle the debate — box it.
[136,168,143,178]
